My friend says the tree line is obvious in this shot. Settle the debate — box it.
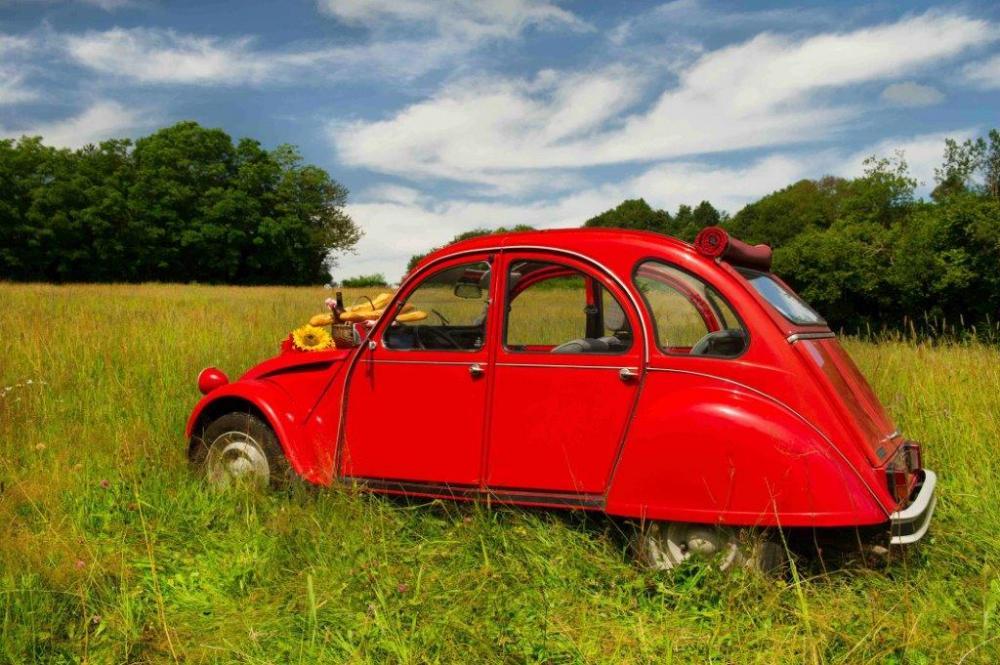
[1,122,361,285]
[583,130,1000,332]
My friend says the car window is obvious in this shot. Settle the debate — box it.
[737,269,826,326]
[635,261,747,357]
[383,260,490,351]
[504,260,632,354]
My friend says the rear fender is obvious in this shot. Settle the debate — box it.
[606,375,889,527]
[186,380,332,484]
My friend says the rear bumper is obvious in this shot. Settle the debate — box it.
[889,469,937,545]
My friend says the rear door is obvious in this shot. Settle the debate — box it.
[484,252,644,496]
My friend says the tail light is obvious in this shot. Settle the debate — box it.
[886,441,922,505]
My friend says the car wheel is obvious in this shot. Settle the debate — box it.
[192,412,291,489]
[634,522,788,574]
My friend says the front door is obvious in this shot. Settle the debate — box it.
[485,253,644,495]
[341,256,495,487]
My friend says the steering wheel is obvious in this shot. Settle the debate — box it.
[413,325,462,350]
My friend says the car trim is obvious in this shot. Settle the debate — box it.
[889,469,937,545]
[787,331,836,343]
[391,244,651,365]
[340,476,605,508]
[638,366,889,515]
[495,362,636,371]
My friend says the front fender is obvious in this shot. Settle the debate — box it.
[606,372,888,527]
[186,379,330,484]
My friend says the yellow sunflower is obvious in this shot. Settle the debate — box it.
[291,324,334,352]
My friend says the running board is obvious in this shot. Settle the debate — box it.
[339,476,605,509]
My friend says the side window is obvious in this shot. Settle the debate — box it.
[383,261,490,351]
[635,261,747,358]
[504,260,632,354]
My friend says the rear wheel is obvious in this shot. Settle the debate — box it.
[191,412,291,489]
[634,521,788,575]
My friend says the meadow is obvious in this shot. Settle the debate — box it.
[1,282,998,664]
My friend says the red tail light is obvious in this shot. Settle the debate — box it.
[886,441,922,505]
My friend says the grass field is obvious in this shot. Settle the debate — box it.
[1,282,999,664]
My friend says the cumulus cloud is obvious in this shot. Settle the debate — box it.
[0,68,38,105]
[62,28,308,85]
[318,0,587,37]
[1,100,151,148]
[337,130,966,280]
[331,12,995,191]
[880,81,945,107]
[962,53,1000,89]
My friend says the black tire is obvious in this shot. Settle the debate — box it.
[191,412,293,489]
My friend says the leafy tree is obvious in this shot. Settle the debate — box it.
[0,121,360,284]
[406,225,535,272]
[584,198,672,233]
[341,273,389,288]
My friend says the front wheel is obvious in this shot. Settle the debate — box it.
[633,521,788,575]
[190,412,291,489]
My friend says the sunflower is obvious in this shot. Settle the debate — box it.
[291,324,334,352]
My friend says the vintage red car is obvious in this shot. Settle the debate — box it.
[186,227,936,570]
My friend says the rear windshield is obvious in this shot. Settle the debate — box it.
[738,269,826,326]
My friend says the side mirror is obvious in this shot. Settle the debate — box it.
[454,283,483,299]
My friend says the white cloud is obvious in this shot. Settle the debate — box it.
[337,130,968,280]
[318,0,587,38]
[331,11,995,191]
[1,100,150,148]
[880,81,945,107]
[63,28,302,85]
[0,67,38,105]
[962,53,1000,89]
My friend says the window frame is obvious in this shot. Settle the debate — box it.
[501,258,635,356]
[736,268,827,327]
[632,258,751,360]
[380,256,494,354]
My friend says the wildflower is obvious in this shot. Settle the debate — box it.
[75,559,85,569]
[35,443,46,451]
[99,479,110,489]
[91,615,101,625]
[291,324,334,352]
[397,583,409,594]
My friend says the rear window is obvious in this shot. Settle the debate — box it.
[738,269,826,326]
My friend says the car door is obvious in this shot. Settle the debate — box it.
[484,252,644,496]
[340,255,495,487]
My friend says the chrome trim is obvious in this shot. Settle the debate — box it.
[787,331,836,343]
[890,469,937,545]
[394,244,652,366]
[495,361,626,371]
[341,476,605,508]
[362,359,480,366]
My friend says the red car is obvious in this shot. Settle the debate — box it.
[187,227,936,570]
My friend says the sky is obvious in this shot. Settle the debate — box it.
[1,1,998,282]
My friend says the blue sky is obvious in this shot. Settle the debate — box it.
[1,1,998,281]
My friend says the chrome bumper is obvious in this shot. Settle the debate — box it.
[889,469,937,545]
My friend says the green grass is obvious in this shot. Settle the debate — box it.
[1,282,998,663]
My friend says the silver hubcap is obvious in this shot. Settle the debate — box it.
[205,431,270,488]
[640,522,742,571]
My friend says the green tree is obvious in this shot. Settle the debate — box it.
[406,225,535,273]
[0,121,360,284]
[584,198,672,233]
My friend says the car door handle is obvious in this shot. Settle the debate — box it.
[469,363,485,378]
[619,367,639,381]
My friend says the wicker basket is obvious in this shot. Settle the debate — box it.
[331,323,359,348]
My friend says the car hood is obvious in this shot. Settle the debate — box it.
[240,348,353,381]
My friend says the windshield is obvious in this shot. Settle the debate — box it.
[738,269,826,326]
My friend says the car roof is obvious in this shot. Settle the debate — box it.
[418,227,699,269]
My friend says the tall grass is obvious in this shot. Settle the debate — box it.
[1,283,998,663]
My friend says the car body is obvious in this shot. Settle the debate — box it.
[186,227,936,561]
